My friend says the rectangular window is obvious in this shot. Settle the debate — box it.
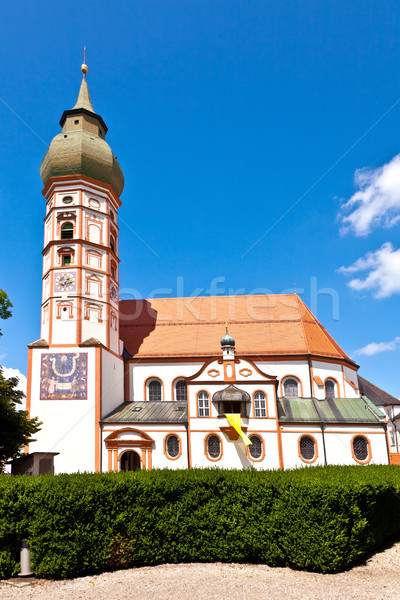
[62,254,71,266]
[254,399,267,418]
[198,397,210,417]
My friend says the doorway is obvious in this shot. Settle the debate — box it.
[120,450,141,471]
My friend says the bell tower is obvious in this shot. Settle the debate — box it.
[26,60,125,473]
[40,61,124,353]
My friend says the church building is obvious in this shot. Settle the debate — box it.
[25,62,400,474]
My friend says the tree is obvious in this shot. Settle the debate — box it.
[0,289,12,337]
[0,289,41,470]
[0,368,41,470]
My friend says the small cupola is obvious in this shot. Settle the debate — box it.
[221,323,235,359]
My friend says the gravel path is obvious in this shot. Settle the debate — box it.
[1,543,399,600]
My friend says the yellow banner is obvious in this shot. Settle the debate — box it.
[225,413,252,446]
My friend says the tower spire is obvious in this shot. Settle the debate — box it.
[73,49,94,112]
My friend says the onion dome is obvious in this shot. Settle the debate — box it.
[40,62,124,196]
[221,324,235,347]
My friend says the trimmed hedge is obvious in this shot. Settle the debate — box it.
[1,465,400,579]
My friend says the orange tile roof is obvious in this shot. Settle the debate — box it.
[119,294,354,363]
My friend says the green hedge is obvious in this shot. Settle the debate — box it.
[1,465,400,579]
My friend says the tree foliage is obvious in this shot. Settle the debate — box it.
[0,290,41,470]
[0,290,12,337]
[0,367,41,470]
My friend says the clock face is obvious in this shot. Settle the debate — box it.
[110,282,118,303]
[55,272,76,292]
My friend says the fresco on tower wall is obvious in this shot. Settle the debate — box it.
[40,353,88,400]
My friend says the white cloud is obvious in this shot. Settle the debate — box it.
[1,366,27,410]
[338,242,400,298]
[354,336,400,356]
[340,154,400,236]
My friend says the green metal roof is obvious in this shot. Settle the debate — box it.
[102,401,187,424]
[277,396,382,424]
[362,395,386,418]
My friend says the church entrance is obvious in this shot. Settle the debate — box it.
[120,450,141,471]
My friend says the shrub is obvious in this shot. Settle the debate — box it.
[0,465,399,579]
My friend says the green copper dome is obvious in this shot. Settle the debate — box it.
[221,328,235,347]
[40,72,124,196]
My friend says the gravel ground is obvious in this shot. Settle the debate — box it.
[1,543,399,600]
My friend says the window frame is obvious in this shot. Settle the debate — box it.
[197,390,210,417]
[253,390,267,418]
[174,378,187,402]
[246,434,265,462]
[146,377,163,402]
[204,433,222,461]
[60,222,74,240]
[324,379,336,399]
[282,376,301,398]
[298,434,318,464]
[351,434,371,464]
[164,434,182,460]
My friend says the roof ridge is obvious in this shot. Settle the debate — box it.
[120,293,298,302]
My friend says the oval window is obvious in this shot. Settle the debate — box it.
[206,434,221,460]
[248,435,263,460]
[89,198,100,208]
[166,434,180,459]
[62,196,73,204]
[352,436,369,462]
[299,435,316,462]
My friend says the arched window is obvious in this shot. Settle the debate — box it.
[248,435,263,460]
[206,434,221,460]
[61,222,73,239]
[197,391,210,417]
[254,391,267,417]
[165,434,180,459]
[299,435,316,462]
[325,379,335,399]
[175,380,187,402]
[148,379,162,401]
[352,436,369,462]
[283,378,299,398]
[110,235,116,252]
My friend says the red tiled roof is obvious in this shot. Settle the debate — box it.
[119,294,354,362]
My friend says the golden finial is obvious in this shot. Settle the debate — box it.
[81,46,88,75]
[225,321,228,333]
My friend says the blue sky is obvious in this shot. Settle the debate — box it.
[1,1,400,396]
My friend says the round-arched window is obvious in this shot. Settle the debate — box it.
[254,391,267,417]
[61,222,73,239]
[352,436,369,462]
[62,195,73,204]
[299,435,316,462]
[148,379,162,401]
[284,378,299,398]
[166,434,180,459]
[206,434,221,460]
[175,379,187,401]
[248,435,263,460]
[325,380,335,399]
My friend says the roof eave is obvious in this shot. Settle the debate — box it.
[59,108,108,133]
